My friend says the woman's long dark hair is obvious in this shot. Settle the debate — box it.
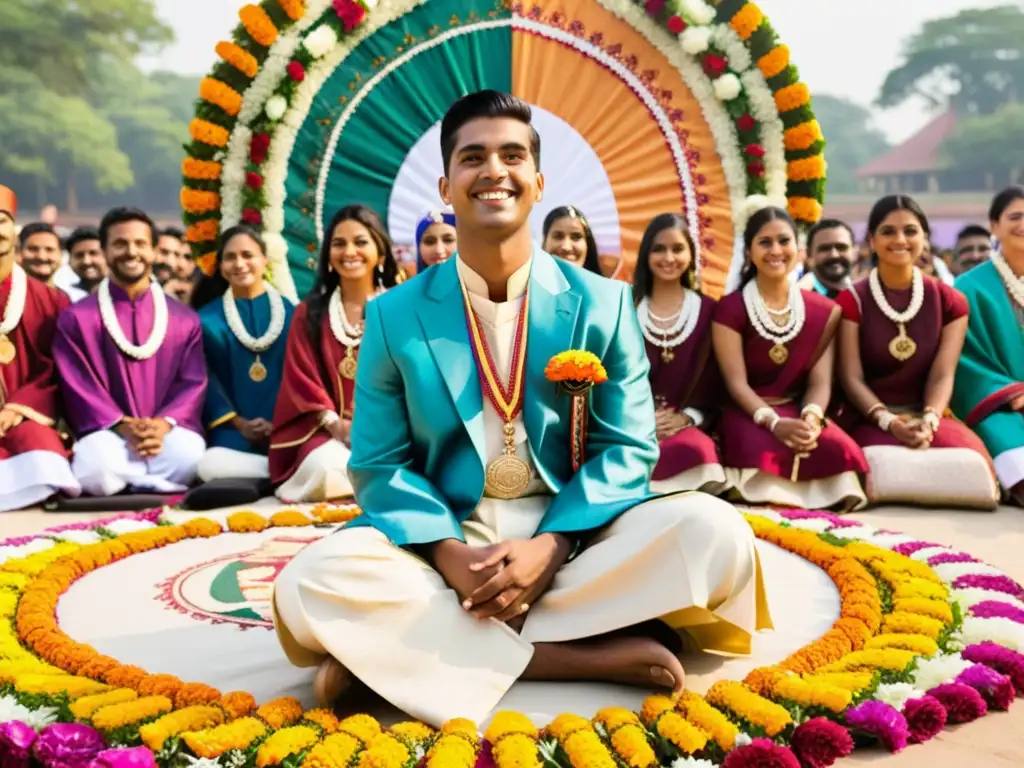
[738,206,797,287]
[866,194,931,267]
[631,213,698,305]
[306,204,400,346]
[542,205,602,275]
[190,224,266,310]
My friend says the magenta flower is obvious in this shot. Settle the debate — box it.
[474,741,495,768]
[87,748,157,768]
[951,574,1024,599]
[32,724,105,768]
[893,541,938,556]
[963,642,1024,693]
[970,600,1024,625]
[956,664,1015,711]
[926,683,988,723]
[902,696,947,743]
[789,718,853,767]
[926,552,977,566]
[0,721,38,768]
[722,738,800,767]
[843,700,909,753]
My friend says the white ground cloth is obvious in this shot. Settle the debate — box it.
[72,427,205,496]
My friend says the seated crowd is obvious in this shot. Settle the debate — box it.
[0,181,1022,513]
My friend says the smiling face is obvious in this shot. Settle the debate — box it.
[419,222,457,267]
[810,226,855,284]
[154,235,181,284]
[104,220,155,286]
[69,238,106,283]
[439,116,543,238]
[20,231,62,282]
[648,227,692,284]
[544,215,588,266]
[220,233,267,292]
[329,218,379,282]
[992,197,1024,256]
[748,218,798,279]
[869,210,926,270]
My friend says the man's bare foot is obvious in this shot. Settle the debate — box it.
[313,656,352,707]
[524,635,685,694]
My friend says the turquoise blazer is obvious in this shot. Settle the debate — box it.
[346,248,659,547]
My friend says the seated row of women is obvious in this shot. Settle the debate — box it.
[195,193,1021,511]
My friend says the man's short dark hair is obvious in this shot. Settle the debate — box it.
[956,224,990,242]
[806,218,855,254]
[440,90,541,174]
[158,226,186,244]
[98,207,158,249]
[18,222,60,249]
[64,226,101,254]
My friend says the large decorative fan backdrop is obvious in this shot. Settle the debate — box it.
[182,0,827,300]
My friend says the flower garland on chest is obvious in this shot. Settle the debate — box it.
[742,278,806,365]
[328,287,364,380]
[0,264,28,365]
[223,284,286,382]
[991,252,1024,312]
[98,279,168,361]
[868,267,924,361]
[637,291,701,363]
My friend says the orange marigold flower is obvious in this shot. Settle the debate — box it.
[175,682,223,708]
[189,119,230,148]
[181,188,221,215]
[227,511,270,533]
[304,708,341,733]
[783,121,824,152]
[277,0,305,21]
[92,695,173,731]
[103,664,148,688]
[216,41,259,78]
[257,696,304,729]
[200,77,243,117]
[270,510,312,527]
[183,518,223,538]
[774,83,812,113]
[219,691,257,719]
[137,673,184,698]
[639,695,674,725]
[787,196,822,224]
[543,351,607,387]
[311,504,362,524]
[78,655,121,679]
[198,252,218,276]
[788,156,827,182]
[240,4,278,47]
[757,45,790,79]
[187,220,219,245]
[729,3,764,40]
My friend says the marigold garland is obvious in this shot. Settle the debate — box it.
[543,351,608,386]
[640,697,708,755]
[140,706,226,751]
[186,221,220,244]
[182,158,223,181]
[303,708,341,733]
[182,717,268,758]
[594,708,657,768]
[256,725,320,768]
[774,83,811,113]
[864,633,940,656]
[70,689,139,720]
[783,121,824,152]
[787,196,822,223]
[257,697,304,729]
[305,732,364,768]
[674,692,739,751]
[227,511,271,533]
[215,41,259,78]
[728,3,764,40]
[356,732,411,768]
[277,0,305,21]
[787,156,827,182]
[200,78,243,117]
[239,4,279,47]
[757,45,790,79]
[91,695,173,731]
[189,119,229,148]
[706,681,792,737]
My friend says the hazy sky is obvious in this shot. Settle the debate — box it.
[149,0,1007,143]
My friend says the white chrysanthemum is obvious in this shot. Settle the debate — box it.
[908,546,952,563]
[713,73,742,101]
[951,587,1024,611]
[0,538,55,566]
[680,26,712,55]
[738,70,777,123]
[671,759,716,768]
[184,756,224,768]
[0,694,34,723]
[103,519,155,535]
[303,25,338,59]
[54,529,103,545]
[866,532,918,550]
[784,517,833,533]
[874,683,921,711]
[825,524,877,541]
[957,616,1024,653]
[911,653,973,691]
[680,0,716,26]
[932,561,1006,583]
[265,95,288,122]
[711,25,752,73]
[742,194,771,219]
[733,732,753,747]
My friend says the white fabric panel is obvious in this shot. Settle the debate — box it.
[0,450,81,512]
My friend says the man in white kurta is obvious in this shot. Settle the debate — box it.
[272,92,771,725]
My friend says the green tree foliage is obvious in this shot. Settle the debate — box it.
[942,102,1024,175]
[811,95,890,194]
[877,5,1024,115]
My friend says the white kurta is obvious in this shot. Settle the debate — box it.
[272,258,772,725]
[72,426,205,497]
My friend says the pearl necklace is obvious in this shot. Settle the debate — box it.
[0,264,27,336]
[638,293,700,362]
[223,285,286,352]
[742,279,805,365]
[991,252,1024,310]
[868,267,924,361]
[98,279,168,361]
[329,287,365,380]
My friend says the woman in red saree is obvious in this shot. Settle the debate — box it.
[713,206,868,510]
[270,205,401,502]
[633,213,726,493]
[836,194,998,508]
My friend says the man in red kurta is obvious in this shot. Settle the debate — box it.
[0,185,80,511]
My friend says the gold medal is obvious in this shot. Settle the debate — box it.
[249,357,267,382]
[338,347,358,380]
[0,334,15,365]
[769,343,789,365]
[660,348,675,363]
[485,424,532,498]
[888,324,917,361]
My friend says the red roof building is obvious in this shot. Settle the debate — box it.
[855,110,959,194]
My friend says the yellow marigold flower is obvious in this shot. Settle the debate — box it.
[227,511,270,533]
[864,633,939,656]
[184,717,268,758]
[639,695,674,724]
[199,78,243,117]
[653,712,707,755]
[16,674,111,698]
[140,706,225,752]
[182,158,223,181]
[804,672,875,692]
[729,3,764,40]
[92,696,173,731]
[783,121,824,152]
[440,718,477,739]
[820,649,917,674]
[304,708,341,733]
[772,676,851,713]
[484,711,537,743]
[492,733,541,768]
[277,0,305,20]
[775,83,811,114]
[893,598,954,624]
[787,196,822,224]
[270,510,312,527]
[563,730,616,768]
[356,732,410,768]
[608,724,656,768]
[70,689,138,720]
[881,612,945,639]
[310,505,361,524]
[189,119,230,148]
[788,156,827,182]
[757,45,790,79]
[216,41,259,78]
[339,714,383,744]
[389,722,433,744]
[0,572,30,589]
[546,713,591,741]
[675,692,738,751]
[0,660,63,681]
[240,4,279,47]
[593,707,639,732]
[0,591,18,617]
[543,351,607,387]
[427,735,476,768]
[183,518,224,538]
[894,579,948,601]
[257,725,320,768]
[305,732,363,768]
[2,542,81,574]
[181,189,221,215]
[706,681,791,737]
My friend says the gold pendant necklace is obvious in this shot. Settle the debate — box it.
[888,323,917,361]
[248,355,268,382]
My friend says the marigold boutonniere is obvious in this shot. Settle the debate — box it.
[544,350,608,395]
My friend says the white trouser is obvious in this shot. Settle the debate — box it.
[197,447,270,482]
[994,446,1024,491]
[275,439,352,502]
[0,450,81,512]
[72,427,205,497]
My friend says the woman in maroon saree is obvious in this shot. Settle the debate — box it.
[632,213,726,493]
[270,205,401,502]
[713,207,868,510]
[836,194,998,508]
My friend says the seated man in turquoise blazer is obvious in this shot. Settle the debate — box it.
[272,90,771,726]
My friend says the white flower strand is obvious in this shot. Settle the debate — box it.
[98,279,169,361]
[328,287,363,348]
[742,279,806,345]
[991,251,1024,309]
[222,285,287,353]
[869,266,924,325]
[0,264,28,336]
[638,292,701,350]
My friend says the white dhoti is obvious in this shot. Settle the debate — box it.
[72,427,206,496]
[0,450,81,512]
[275,439,353,502]
[197,447,270,482]
[272,492,771,726]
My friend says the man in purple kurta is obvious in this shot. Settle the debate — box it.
[53,207,207,497]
